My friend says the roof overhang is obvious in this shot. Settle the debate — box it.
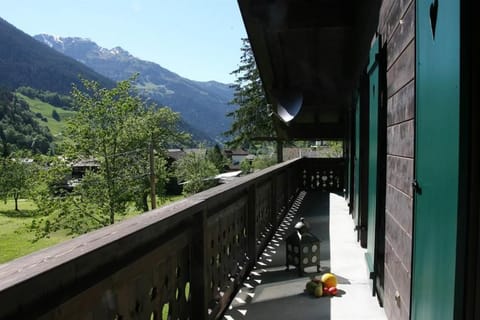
[238,0,381,140]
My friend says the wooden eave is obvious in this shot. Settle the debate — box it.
[238,0,382,140]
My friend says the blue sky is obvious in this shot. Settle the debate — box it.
[1,0,247,83]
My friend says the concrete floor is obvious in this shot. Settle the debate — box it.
[223,191,387,320]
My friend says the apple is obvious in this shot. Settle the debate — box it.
[328,286,338,296]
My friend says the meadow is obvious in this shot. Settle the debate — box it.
[0,195,184,264]
[0,199,69,263]
[17,93,76,137]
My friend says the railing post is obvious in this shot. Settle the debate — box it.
[284,167,290,209]
[191,209,208,320]
[276,140,284,163]
[271,175,277,222]
[247,185,257,262]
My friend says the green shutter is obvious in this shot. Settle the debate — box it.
[412,0,460,319]
[365,38,380,273]
[353,97,361,227]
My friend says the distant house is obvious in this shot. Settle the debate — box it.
[224,149,249,168]
[183,148,207,156]
[166,149,187,166]
[71,159,100,179]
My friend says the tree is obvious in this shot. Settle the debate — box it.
[224,38,275,149]
[174,152,219,195]
[0,157,33,210]
[132,106,190,211]
[61,77,149,225]
[206,144,228,172]
[29,77,189,239]
[52,109,60,121]
[324,141,343,158]
[252,154,276,171]
[240,157,252,174]
[30,157,111,239]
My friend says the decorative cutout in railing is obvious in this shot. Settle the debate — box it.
[255,181,272,250]
[301,158,345,193]
[206,198,248,316]
[32,232,192,320]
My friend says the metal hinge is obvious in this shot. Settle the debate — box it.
[412,179,422,194]
[354,225,366,231]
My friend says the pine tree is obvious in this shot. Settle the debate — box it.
[224,38,275,149]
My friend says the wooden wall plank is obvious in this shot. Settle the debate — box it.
[387,80,415,125]
[384,0,414,43]
[387,156,413,197]
[385,212,412,270]
[384,240,411,320]
[378,0,395,38]
[387,2,415,69]
[387,40,415,96]
[385,185,413,236]
[387,120,414,157]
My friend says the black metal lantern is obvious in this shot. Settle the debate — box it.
[285,218,320,276]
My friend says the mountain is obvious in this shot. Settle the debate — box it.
[0,18,115,95]
[34,34,236,142]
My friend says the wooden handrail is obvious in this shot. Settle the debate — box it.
[0,157,343,320]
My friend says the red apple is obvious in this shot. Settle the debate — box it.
[328,286,338,296]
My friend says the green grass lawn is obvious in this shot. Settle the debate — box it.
[0,199,70,264]
[0,195,184,264]
[16,93,76,138]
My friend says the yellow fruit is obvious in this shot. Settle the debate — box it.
[314,282,324,297]
[321,273,337,288]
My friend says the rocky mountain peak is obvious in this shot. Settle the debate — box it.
[34,34,134,60]
[34,33,236,143]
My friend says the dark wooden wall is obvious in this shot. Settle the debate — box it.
[377,0,415,319]
[464,0,480,317]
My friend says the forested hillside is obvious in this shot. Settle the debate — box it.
[0,18,114,94]
[0,88,53,154]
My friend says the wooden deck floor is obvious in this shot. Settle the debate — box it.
[223,191,387,320]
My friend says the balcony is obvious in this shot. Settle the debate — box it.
[224,192,386,320]
[0,157,384,320]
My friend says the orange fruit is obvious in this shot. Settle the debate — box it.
[321,273,337,288]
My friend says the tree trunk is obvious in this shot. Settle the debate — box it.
[149,138,157,209]
[14,192,19,211]
[142,192,149,212]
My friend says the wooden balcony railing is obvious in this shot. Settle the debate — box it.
[0,157,344,320]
